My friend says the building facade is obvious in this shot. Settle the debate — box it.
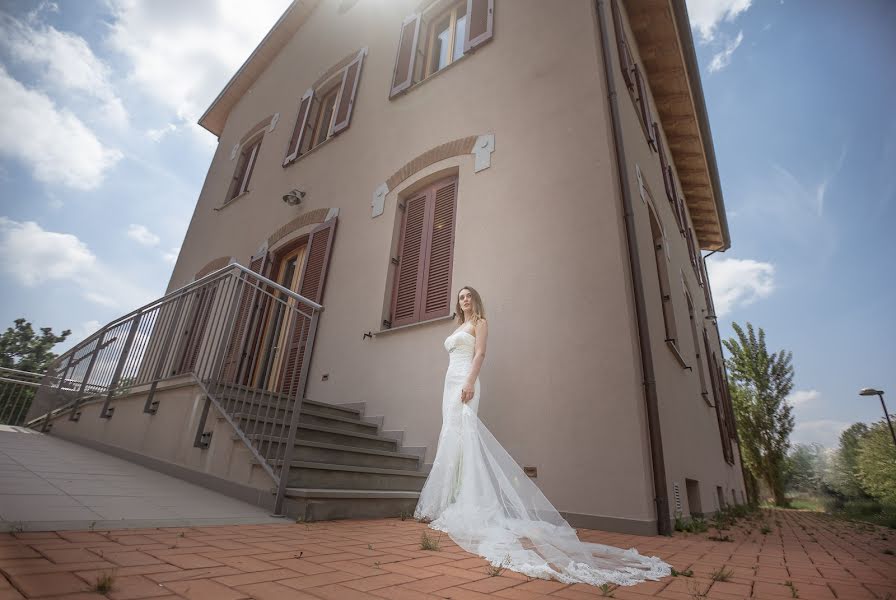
[148,0,745,534]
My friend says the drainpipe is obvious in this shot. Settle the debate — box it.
[594,0,671,536]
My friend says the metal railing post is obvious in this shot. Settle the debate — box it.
[143,297,185,414]
[273,309,320,516]
[100,314,140,418]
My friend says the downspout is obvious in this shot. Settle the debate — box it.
[594,0,671,536]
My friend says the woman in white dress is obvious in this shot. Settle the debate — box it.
[414,286,672,587]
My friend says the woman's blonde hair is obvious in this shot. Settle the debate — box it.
[455,286,486,325]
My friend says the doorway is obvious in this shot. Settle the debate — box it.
[251,243,307,392]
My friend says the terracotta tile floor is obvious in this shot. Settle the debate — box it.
[0,509,893,599]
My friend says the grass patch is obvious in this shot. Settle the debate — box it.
[710,566,733,582]
[420,531,441,551]
[93,573,114,594]
[671,567,694,577]
[598,583,617,596]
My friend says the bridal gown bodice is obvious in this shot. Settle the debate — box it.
[442,330,480,425]
[413,327,671,587]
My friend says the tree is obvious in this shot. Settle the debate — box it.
[723,322,795,506]
[785,443,827,494]
[826,423,871,499]
[0,318,70,425]
[0,318,71,372]
[856,420,896,504]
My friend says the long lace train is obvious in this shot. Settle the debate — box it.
[415,403,671,586]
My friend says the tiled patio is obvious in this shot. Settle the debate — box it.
[0,509,894,599]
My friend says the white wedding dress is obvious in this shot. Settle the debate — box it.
[413,328,672,586]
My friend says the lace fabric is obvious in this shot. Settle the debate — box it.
[413,330,672,586]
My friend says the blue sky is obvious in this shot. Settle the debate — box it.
[0,1,893,448]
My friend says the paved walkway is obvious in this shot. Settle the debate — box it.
[0,429,282,532]
[0,509,893,599]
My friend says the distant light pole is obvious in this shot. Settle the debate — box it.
[859,388,896,450]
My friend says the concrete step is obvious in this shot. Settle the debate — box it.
[282,461,427,491]
[230,409,379,437]
[285,488,421,521]
[212,385,363,420]
[244,423,399,453]
[275,440,422,470]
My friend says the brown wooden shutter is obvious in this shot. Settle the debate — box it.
[284,89,314,164]
[464,0,494,53]
[239,137,262,195]
[390,14,421,98]
[390,193,428,327]
[222,250,270,383]
[332,50,365,135]
[278,218,337,398]
[176,283,218,374]
[633,65,656,150]
[420,178,457,321]
[228,147,252,201]
[654,123,676,205]
[610,0,634,89]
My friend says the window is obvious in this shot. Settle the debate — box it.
[648,202,677,348]
[610,0,635,90]
[226,135,262,202]
[633,65,657,150]
[654,122,685,232]
[390,0,494,97]
[686,289,709,403]
[423,2,467,78]
[388,175,458,328]
[284,49,366,165]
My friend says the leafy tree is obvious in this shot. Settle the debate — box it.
[0,318,70,425]
[785,443,827,494]
[723,322,795,506]
[856,420,896,504]
[0,318,71,372]
[826,423,871,499]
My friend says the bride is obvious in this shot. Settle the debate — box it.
[413,286,672,587]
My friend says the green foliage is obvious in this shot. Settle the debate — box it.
[0,318,70,372]
[784,443,828,494]
[855,421,896,504]
[724,322,795,506]
[827,423,872,498]
[0,318,70,424]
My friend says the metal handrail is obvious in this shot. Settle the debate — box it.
[25,261,326,516]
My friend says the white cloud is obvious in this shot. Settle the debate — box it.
[146,123,178,142]
[0,217,154,309]
[162,247,180,265]
[686,0,752,42]
[127,224,160,247]
[792,419,851,449]
[106,0,291,140]
[0,66,122,190]
[706,257,775,317]
[787,389,820,408]
[0,12,127,126]
[708,30,744,73]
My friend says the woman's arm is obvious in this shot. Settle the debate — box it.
[461,319,488,402]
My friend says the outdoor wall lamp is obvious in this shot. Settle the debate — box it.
[282,188,305,206]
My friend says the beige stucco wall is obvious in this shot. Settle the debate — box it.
[47,379,272,490]
[609,2,746,516]
[168,0,743,527]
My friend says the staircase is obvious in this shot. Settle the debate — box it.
[215,387,427,521]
